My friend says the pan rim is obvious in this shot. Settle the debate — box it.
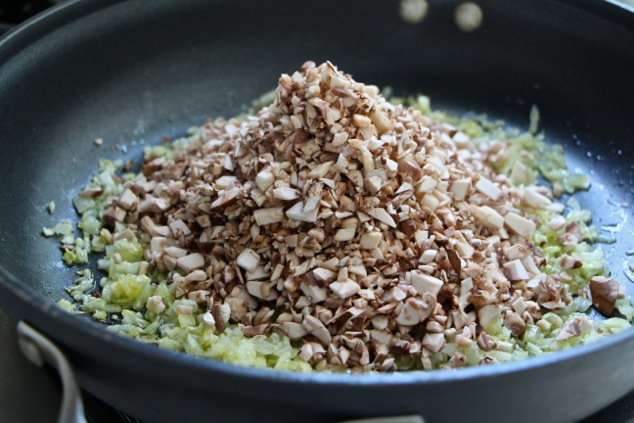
[1,0,634,388]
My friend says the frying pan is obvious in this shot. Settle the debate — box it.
[1,0,634,422]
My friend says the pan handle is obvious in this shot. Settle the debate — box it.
[17,321,88,423]
[338,416,424,423]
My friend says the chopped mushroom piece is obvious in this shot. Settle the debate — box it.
[141,216,170,237]
[200,311,215,328]
[397,298,429,326]
[560,255,582,270]
[422,333,445,353]
[253,207,285,225]
[359,232,382,249]
[286,201,319,222]
[504,212,536,239]
[522,188,551,209]
[300,283,328,304]
[419,250,437,264]
[280,322,308,339]
[476,206,504,229]
[477,332,497,351]
[475,177,503,201]
[334,226,356,242]
[236,249,260,272]
[116,188,138,210]
[368,208,397,228]
[411,272,444,296]
[146,296,166,314]
[510,161,530,184]
[175,253,205,273]
[302,315,332,344]
[313,268,337,284]
[246,281,271,300]
[329,279,361,299]
[273,187,300,201]
[450,178,471,201]
[478,305,501,329]
[255,169,275,191]
[504,259,530,281]
[589,276,621,316]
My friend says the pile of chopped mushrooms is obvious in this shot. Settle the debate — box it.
[53,61,632,372]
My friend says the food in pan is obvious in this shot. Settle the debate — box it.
[47,61,632,372]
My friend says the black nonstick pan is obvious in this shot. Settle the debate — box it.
[1,0,634,422]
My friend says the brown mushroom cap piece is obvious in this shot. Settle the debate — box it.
[589,276,621,316]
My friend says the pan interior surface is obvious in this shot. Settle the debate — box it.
[1,0,634,422]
